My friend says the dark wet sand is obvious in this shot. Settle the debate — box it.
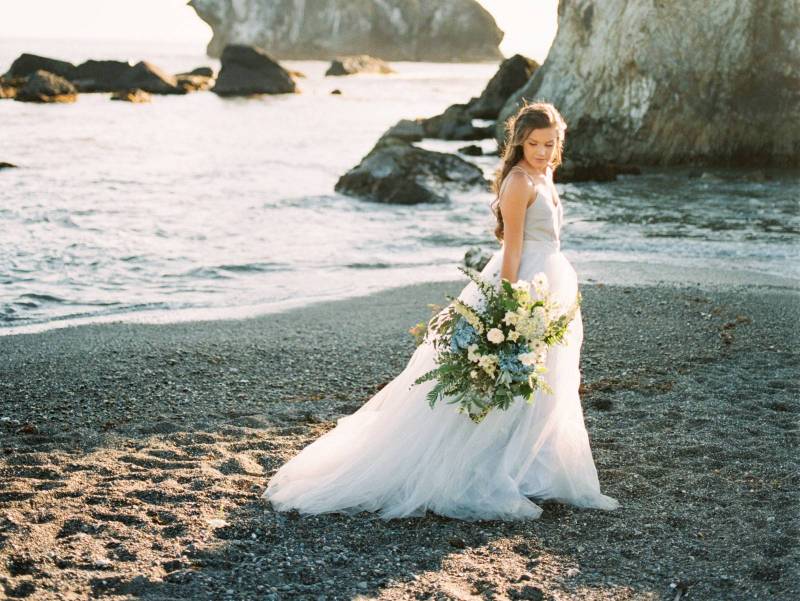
[0,278,798,600]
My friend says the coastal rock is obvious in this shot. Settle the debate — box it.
[468,54,538,120]
[335,138,487,204]
[3,53,77,80]
[554,160,643,183]
[110,89,152,103]
[0,162,18,169]
[0,78,19,99]
[458,144,484,156]
[408,56,536,142]
[498,0,800,167]
[176,74,214,92]
[380,119,425,143]
[72,60,133,92]
[175,66,215,91]
[325,55,394,76]
[422,103,492,141]
[114,61,185,95]
[211,44,296,96]
[15,70,77,103]
[178,66,214,78]
[188,0,503,61]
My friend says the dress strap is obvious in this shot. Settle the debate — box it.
[498,165,534,198]
[509,165,536,184]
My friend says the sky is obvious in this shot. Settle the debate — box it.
[0,0,559,62]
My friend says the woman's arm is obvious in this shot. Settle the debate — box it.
[498,173,533,284]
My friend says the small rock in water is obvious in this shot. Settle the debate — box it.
[325,55,394,76]
[458,144,483,156]
[110,88,151,103]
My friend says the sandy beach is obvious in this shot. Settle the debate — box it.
[0,275,797,600]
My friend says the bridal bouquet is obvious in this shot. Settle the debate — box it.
[410,266,580,424]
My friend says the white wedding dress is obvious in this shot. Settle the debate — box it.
[263,166,620,521]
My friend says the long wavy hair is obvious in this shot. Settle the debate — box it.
[490,101,567,242]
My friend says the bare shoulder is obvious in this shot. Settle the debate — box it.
[499,170,534,210]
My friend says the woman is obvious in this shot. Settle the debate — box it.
[263,101,620,521]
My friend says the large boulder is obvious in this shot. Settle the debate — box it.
[468,54,538,120]
[498,0,800,167]
[335,137,488,204]
[114,61,185,95]
[189,0,503,62]
[326,55,394,76]
[212,44,296,96]
[2,53,77,80]
[72,60,134,92]
[15,70,77,103]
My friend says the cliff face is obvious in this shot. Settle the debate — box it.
[189,0,504,62]
[499,0,800,167]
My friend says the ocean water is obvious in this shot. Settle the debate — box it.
[1,38,798,335]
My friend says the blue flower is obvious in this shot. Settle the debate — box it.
[498,347,533,382]
[450,318,478,353]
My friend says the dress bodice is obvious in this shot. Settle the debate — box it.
[499,166,563,243]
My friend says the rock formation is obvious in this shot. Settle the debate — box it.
[2,54,201,96]
[15,70,77,103]
[467,54,538,120]
[499,0,800,167]
[110,89,152,103]
[211,44,296,96]
[3,53,77,80]
[114,61,185,95]
[325,55,394,76]
[335,136,488,204]
[72,60,133,92]
[189,0,503,61]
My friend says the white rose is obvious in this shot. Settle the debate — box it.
[518,351,537,366]
[486,328,505,344]
[467,343,480,362]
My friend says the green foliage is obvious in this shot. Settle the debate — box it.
[411,268,581,424]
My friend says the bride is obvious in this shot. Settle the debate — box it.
[263,101,620,521]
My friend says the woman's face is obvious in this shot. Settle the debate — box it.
[521,126,558,172]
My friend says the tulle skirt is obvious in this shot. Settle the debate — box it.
[263,240,620,521]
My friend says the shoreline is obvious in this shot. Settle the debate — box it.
[0,276,797,599]
[2,259,797,339]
